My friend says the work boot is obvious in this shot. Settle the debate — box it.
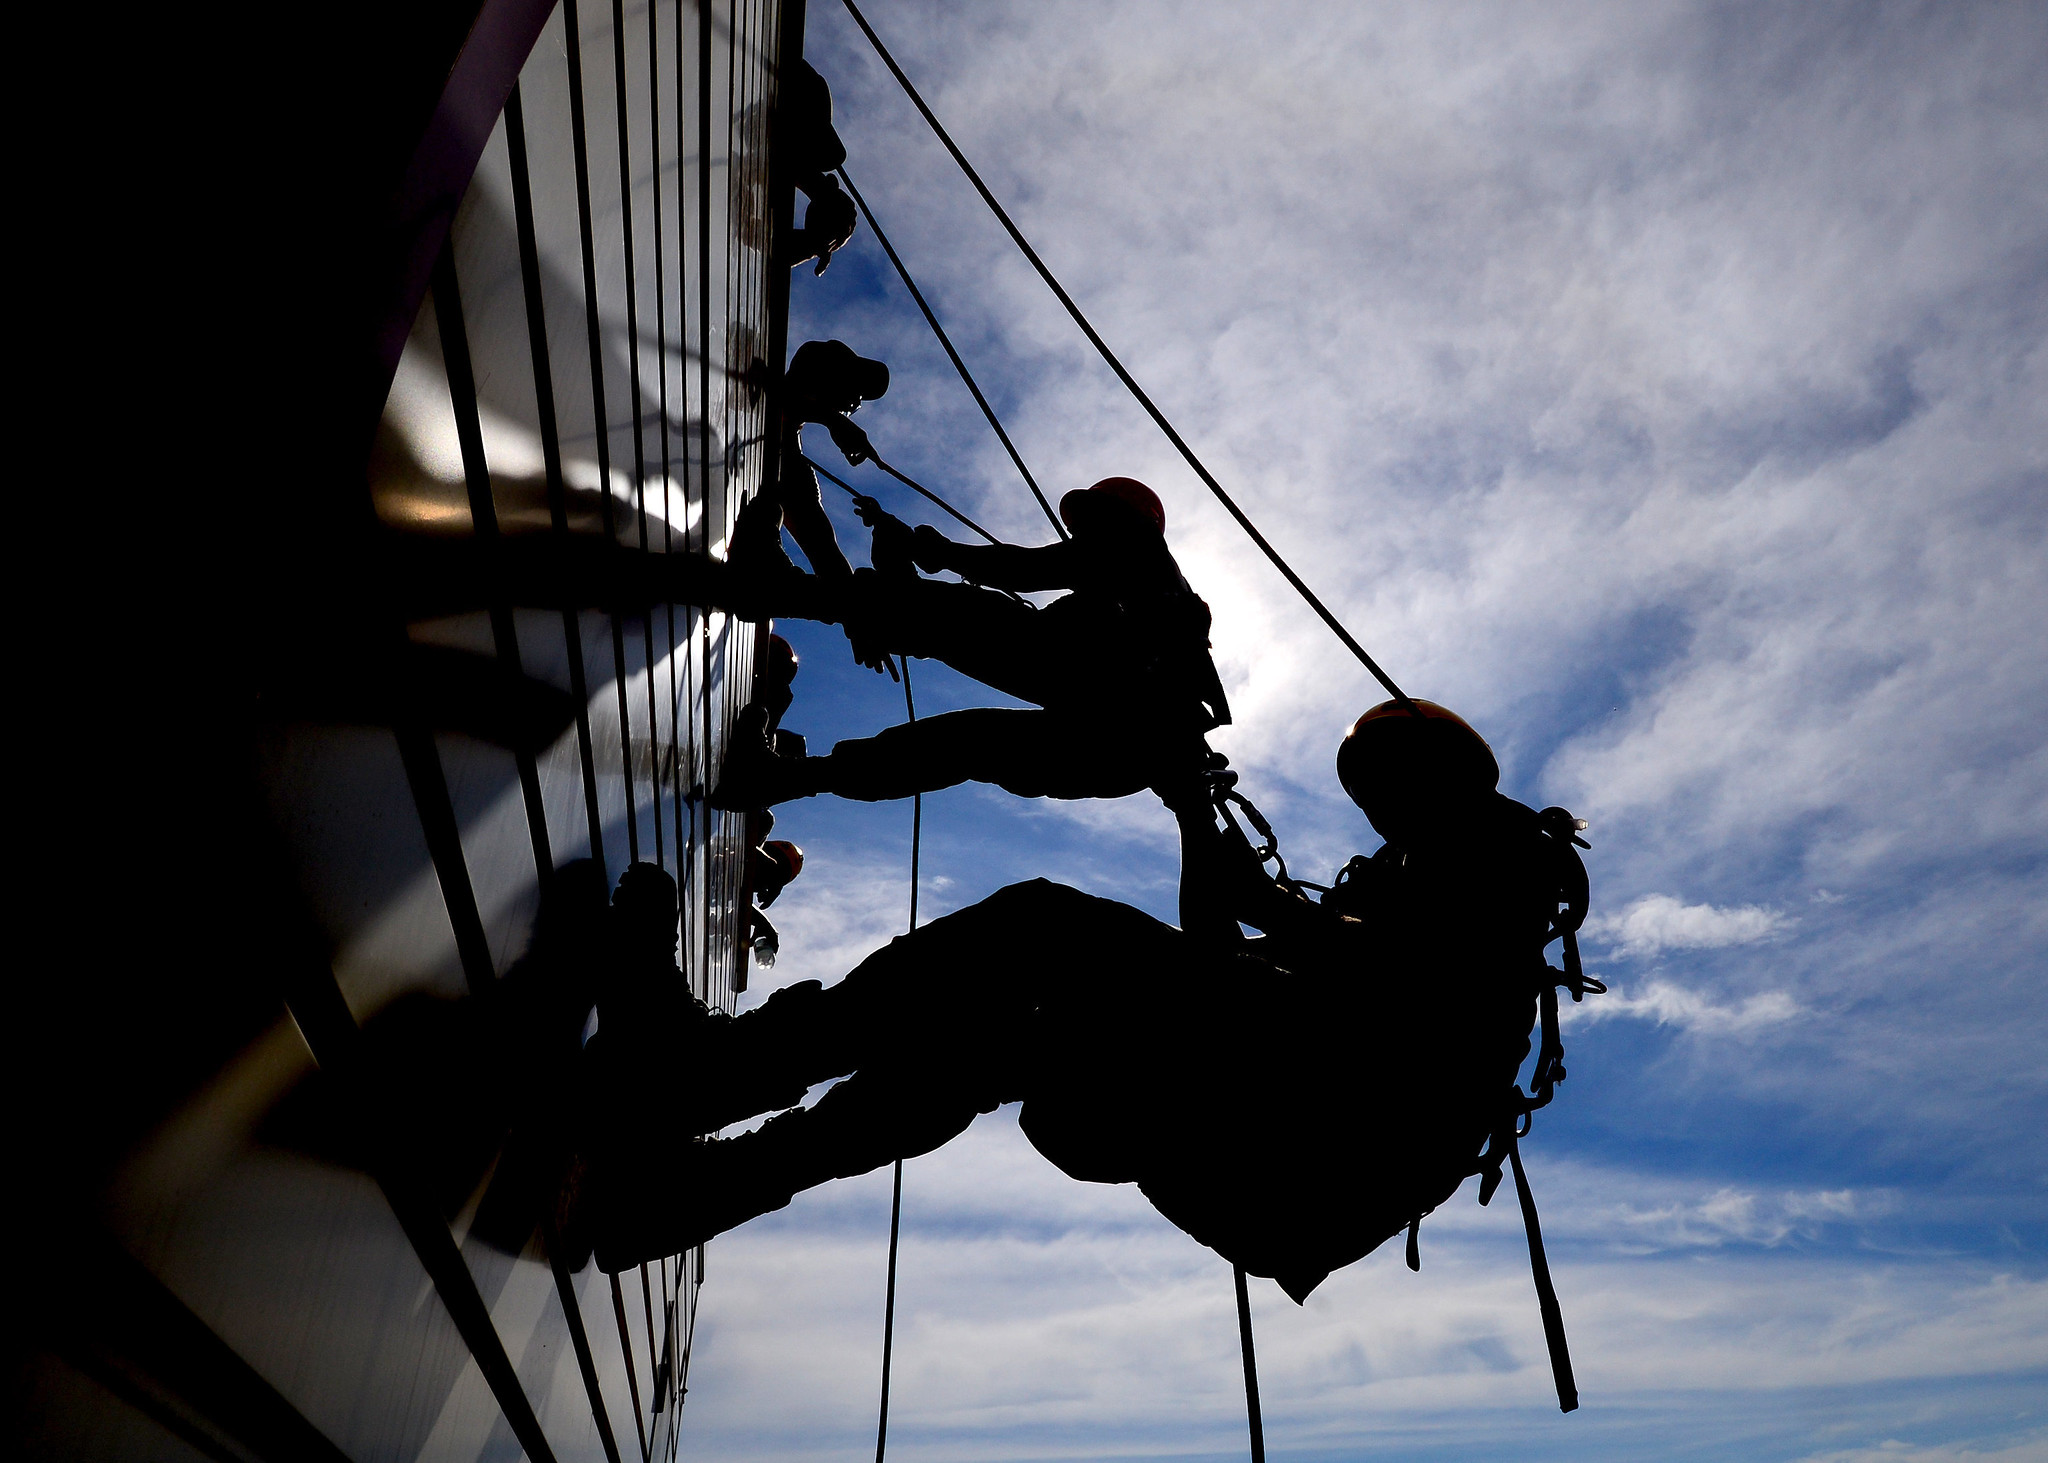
[592,1111,812,1272]
[709,703,819,811]
[724,494,805,621]
[548,1153,597,1271]
[869,516,917,580]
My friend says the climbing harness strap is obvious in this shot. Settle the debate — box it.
[1217,777,1598,1415]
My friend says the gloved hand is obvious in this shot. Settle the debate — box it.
[826,414,873,466]
[876,523,916,578]
[803,183,857,274]
[850,493,905,536]
[843,619,899,679]
[910,524,954,574]
[851,494,915,577]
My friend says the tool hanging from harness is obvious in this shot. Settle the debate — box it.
[1215,779,1601,1414]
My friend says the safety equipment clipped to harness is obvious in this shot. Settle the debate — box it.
[1214,750,1603,1414]
[1467,802,1602,1413]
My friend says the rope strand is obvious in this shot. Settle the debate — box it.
[838,0,1415,711]
[837,165,1065,539]
[875,657,919,1463]
[1233,1266,1267,1463]
[802,452,1005,546]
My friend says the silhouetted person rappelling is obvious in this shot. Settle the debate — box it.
[731,338,891,591]
[776,60,857,275]
[576,701,1595,1306]
[712,476,1231,810]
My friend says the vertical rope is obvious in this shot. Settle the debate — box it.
[646,0,685,884]
[875,655,919,1463]
[874,1159,904,1463]
[609,1274,651,1462]
[666,0,692,888]
[505,82,610,876]
[1233,1266,1267,1463]
[695,0,718,1010]
[611,0,665,867]
[562,0,645,861]
[1509,1139,1580,1413]
[430,242,554,886]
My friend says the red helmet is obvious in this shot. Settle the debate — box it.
[751,839,806,907]
[1337,699,1500,832]
[765,634,798,684]
[1059,476,1165,536]
[761,839,804,882]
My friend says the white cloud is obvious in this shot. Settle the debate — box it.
[738,3,2048,1458]
[1794,1436,2048,1463]
[677,1119,2048,1461]
[1612,1185,1867,1251]
[1566,977,1800,1035]
[1584,892,1792,958]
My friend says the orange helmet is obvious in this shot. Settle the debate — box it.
[1337,699,1500,830]
[1059,476,1165,537]
[765,634,798,685]
[762,840,804,882]
[751,839,806,907]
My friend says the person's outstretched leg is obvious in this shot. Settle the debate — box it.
[593,1065,996,1271]
[845,574,1065,707]
[590,883,1076,1270]
[712,708,1154,808]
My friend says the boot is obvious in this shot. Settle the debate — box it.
[592,1111,814,1272]
[709,703,821,810]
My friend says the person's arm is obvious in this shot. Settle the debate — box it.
[778,457,852,580]
[1166,787,1252,949]
[819,413,874,466]
[912,528,1078,592]
[1162,775,1347,947]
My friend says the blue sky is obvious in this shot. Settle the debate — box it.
[680,3,2047,1460]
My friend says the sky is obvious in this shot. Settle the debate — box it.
[677,3,2047,1461]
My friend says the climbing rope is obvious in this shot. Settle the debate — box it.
[838,0,1416,713]
[819,4,1612,1434]
[874,656,919,1463]
[802,452,1005,547]
[1232,1266,1268,1463]
[837,165,1066,540]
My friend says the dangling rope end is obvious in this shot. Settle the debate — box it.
[1508,1139,1580,1414]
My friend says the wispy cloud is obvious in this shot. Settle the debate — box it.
[745,1,2048,1457]
[1609,1184,1870,1250]
[1795,1434,2048,1463]
[1565,977,1801,1035]
[1585,892,1792,958]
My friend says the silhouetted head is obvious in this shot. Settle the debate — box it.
[789,338,889,411]
[532,859,609,951]
[1337,699,1500,847]
[765,634,799,687]
[612,862,680,959]
[750,839,805,908]
[1059,477,1165,539]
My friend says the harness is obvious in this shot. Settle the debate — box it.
[1216,781,1602,1413]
